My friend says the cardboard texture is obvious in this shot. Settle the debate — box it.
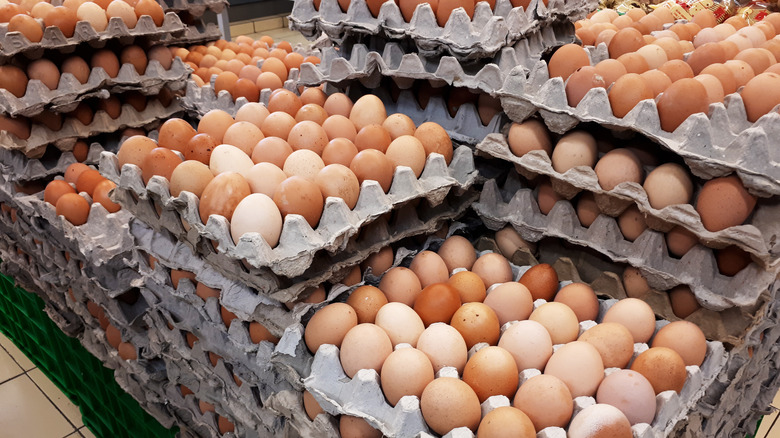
[303,253,728,438]
[0,139,118,183]
[101,142,478,295]
[0,98,182,159]
[475,133,780,269]
[289,0,594,60]
[160,20,223,46]
[0,13,186,59]
[472,172,780,311]
[298,22,576,95]
[499,61,780,197]
[0,58,191,118]
[159,0,229,16]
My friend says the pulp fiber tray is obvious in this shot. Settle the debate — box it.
[159,0,229,16]
[0,271,177,438]
[160,20,223,46]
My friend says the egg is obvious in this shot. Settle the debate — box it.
[420,377,481,434]
[462,346,518,402]
[56,193,90,225]
[185,133,218,164]
[593,148,643,191]
[716,245,752,276]
[481,282,532,326]
[314,164,360,209]
[339,323,393,378]
[741,72,780,122]
[382,113,416,140]
[117,136,158,167]
[477,407,535,438]
[273,176,324,228]
[544,341,605,397]
[304,303,358,352]
[198,109,235,143]
[596,370,656,425]
[435,0,473,27]
[198,172,251,223]
[221,121,264,156]
[286,120,329,155]
[550,131,598,173]
[568,404,633,438]
[507,120,552,157]
[471,252,513,289]
[513,374,573,429]
[494,225,536,257]
[141,147,182,184]
[323,93,353,117]
[549,44,590,80]
[578,322,634,368]
[91,49,120,78]
[283,149,325,181]
[437,235,476,272]
[517,263,557,301]
[251,137,293,168]
[354,124,392,153]
[0,66,28,98]
[631,347,687,394]
[383,135,426,178]
[134,0,164,25]
[230,193,283,246]
[657,78,711,132]
[8,14,43,42]
[295,104,328,125]
[409,251,449,287]
[350,149,395,193]
[666,226,699,258]
[380,347,435,406]
[241,163,284,198]
[322,115,357,142]
[260,111,297,140]
[415,323,468,375]
[642,163,694,209]
[554,282,599,322]
[44,6,78,38]
[375,302,425,346]
[617,205,648,241]
[209,144,254,176]
[346,285,388,324]
[609,73,653,118]
[695,175,756,232]
[450,302,500,348]
[378,267,422,306]
[602,298,656,343]
[235,102,270,128]
[652,320,707,367]
[668,285,701,318]
[413,283,461,327]
[414,122,453,164]
[361,246,394,276]
[447,271,487,303]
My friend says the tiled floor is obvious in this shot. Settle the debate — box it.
[0,331,96,438]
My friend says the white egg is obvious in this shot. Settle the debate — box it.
[244,163,287,197]
[230,193,283,247]
[210,144,255,176]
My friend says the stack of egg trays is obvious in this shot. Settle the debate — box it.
[100,137,479,302]
[297,22,575,96]
[0,57,191,118]
[302,244,729,438]
[498,55,780,198]
[158,0,230,16]
[0,96,182,159]
[160,20,223,46]
[471,170,779,312]
[289,0,595,59]
[0,12,186,60]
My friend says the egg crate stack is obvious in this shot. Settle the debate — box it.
[160,20,222,46]
[157,0,230,17]
[0,11,186,60]
[99,134,479,301]
[497,59,780,198]
[0,56,190,118]
[0,94,182,159]
[289,0,594,60]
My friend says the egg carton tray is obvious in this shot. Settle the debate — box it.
[0,137,120,183]
[0,57,191,118]
[101,136,477,278]
[499,61,780,198]
[180,72,299,119]
[679,279,780,437]
[159,0,229,16]
[475,133,780,269]
[160,20,223,46]
[304,254,728,438]
[472,172,780,311]
[0,98,182,159]
[0,13,186,60]
[112,366,182,432]
[289,0,592,60]
[298,22,575,96]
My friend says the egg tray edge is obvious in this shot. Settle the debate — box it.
[288,0,594,61]
[0,13,187,60]
[471,173,780,311]
[498,60,780,197]
[0,57,191,118]
[475,133,780,269]
[159,20,222,46]
[159,0,230,16]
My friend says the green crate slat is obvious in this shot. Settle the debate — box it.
[0,272,177,438]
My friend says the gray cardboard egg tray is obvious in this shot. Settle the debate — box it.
[498,61,780,198]
[160,20,223,46]
[113,366,182,432]
[0,57,191,118]
[159,0,229,16]
[0,13,186,60]
[303,253,728,438]
[475,133,780,269]
[0,98,182,159]
[471,171,780,311]
[289,0,593,60]
[100,136,478,285]
[297,22,576,96]
[0,137,120,183]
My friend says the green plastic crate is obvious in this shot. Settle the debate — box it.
[0,272,177,438]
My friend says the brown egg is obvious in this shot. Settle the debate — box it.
[157,119,196,153]
[579,322,634,368]
[198,172,251,223]
[593,148,643,191]
[668,285,701,318]
[462,346,518,403]
[294,104,328,125]
[687,43,726,75]
[608,28,645,59]
[514,375,573,430]
[8,14,43,42]
[91,49,120,78]
[267,90,302,117]
[471,252,513,289]
[273,176,324,228]
[315,164,360,209]
[141,147,183,184]
[64,163,90,185]
[354,124,392,153]
[93,180,121,213]
[544,341,604,397]
[593,59,627,88]
[631,347,687,394]
[0,66,28,98]
[638,70,672,97]
[409,251,449,287]
[350,149,395,193]
[134,0,164,25]
[652,320,707,366]
[362,246,393,276]
[477,407,535,438]
[379,267,423,306]
[323,92,353,117]
[450,302,500,348]
[549,44,590,80]
[565,66,607,108]
[249,321,279,344]
[420,377,482,435]
[44,6,78,38]
[716,245,751,276]
[340,323,393,378]
[483,282,533,326]
[414,122,453,164]
[537,183,559,212]
[568,404,633,438]
[436,235,476,273]
[379,347,435,408]
[435,0,473,26]
[695,175,756,232]
[659,59,695,83]
[725,60,755,88]
[116,136,157,168]
[652,37,684,61]
[608,73,653,118]
[554,282,599,322]
[119,45,148,76]
[44,180,77,206]
[214,71,239,96]
[507,119,552,157]
[260,111,297,140]
[742,72,780,122]
[198,109,234,143]
[666,225,698,258]
[447,271,487,303]
[304,302,358,352]
[61,56,90,84]
[519,263,559,301]
[414,283,461,327]
[251,137,292,168]
[346,285,388,324]
[602,298,656,343]
[380,113,415,141]
[183,133,216,164]
[284,121,328,155]
[56,193,91,225]
[322,115,357,142]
